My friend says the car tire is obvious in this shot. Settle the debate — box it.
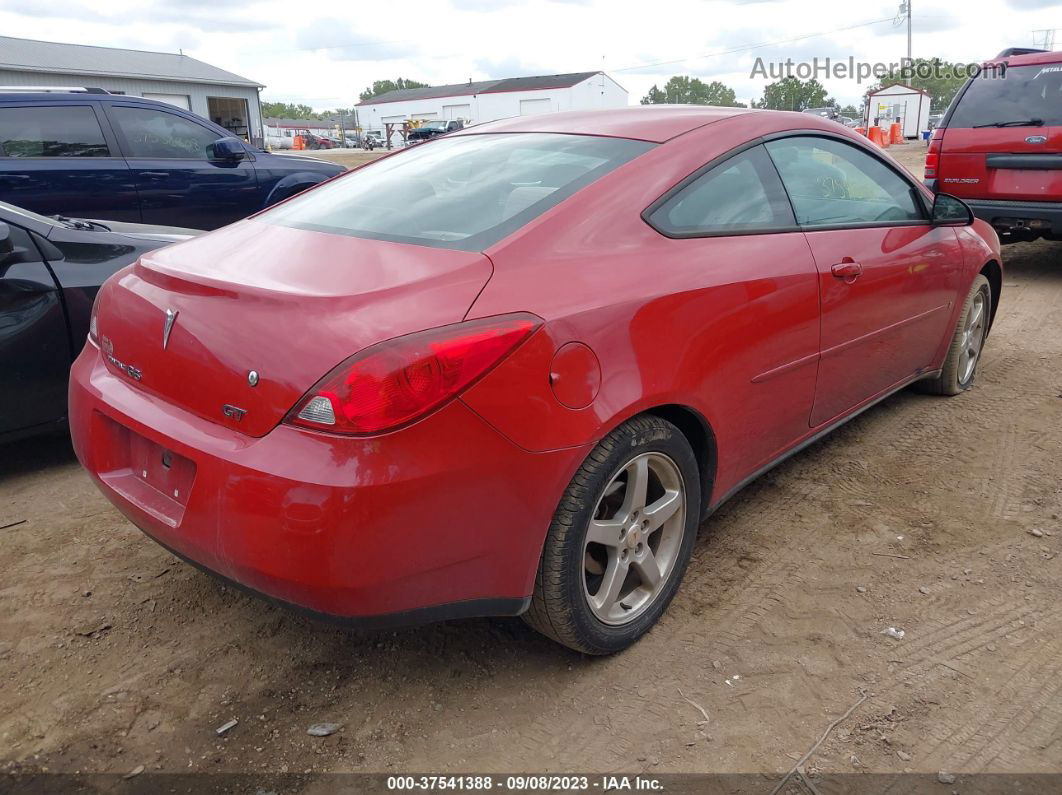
[523,415,700,655]
[918,274,992,396]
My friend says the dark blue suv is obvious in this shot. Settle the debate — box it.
[0,91,345,230]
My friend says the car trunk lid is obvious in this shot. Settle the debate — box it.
[95,220,494,437]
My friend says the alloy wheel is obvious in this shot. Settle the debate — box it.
[582,452,687,625]
[958,287,988,385]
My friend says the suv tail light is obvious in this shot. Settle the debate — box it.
[925,128,944,178]
[286,313,542,435]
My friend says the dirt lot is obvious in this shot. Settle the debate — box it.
[275,148,386,169]
[2,142,1061,783]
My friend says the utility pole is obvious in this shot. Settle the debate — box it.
[897,0,912,84]
[906,0,912,62]
[1033,29,1057,50]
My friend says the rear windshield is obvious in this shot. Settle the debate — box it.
[263,132,654,251]
[949,63,1062,127]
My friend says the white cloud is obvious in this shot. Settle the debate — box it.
[294,19,418,61]
[0,0,276,32]
[451,0,589,8]
[0,0,1052,110]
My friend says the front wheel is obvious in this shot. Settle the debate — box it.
[918,274,992,396]
[523,415,700,655]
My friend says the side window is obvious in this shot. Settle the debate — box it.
[111,106,220,159]
[647,145,794,236]
[764,137,923,227]
[0,106,110,158]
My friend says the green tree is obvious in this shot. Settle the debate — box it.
[840,104,861,117]
[864,57,969,113]
[753,77,832,111]
[359,78,429,102]
[318,108,354,120]
[260,101,317,119]
[640,75,744,107]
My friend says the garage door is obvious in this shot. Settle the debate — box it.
[381,115,405,126]
[142,93,191,110]
[519,98,552,116]
[443,104,471,120]
[412,113,438,121]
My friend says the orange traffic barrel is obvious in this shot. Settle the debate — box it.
[889,122,903,144]
[867,126,886,148]
[293,134,305,150]
[855,127,867,136]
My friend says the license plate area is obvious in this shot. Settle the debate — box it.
[95,413,196,527]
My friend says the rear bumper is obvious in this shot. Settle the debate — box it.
[69,342,585,625]
[949,194,1062,237]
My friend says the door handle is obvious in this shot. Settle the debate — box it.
[831,260,863,280]
[140,171,169,178]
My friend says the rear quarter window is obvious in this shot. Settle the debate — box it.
[0,105,110,157]
[647,145,794,236]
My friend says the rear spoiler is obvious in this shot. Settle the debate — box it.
[994,47,1048,58]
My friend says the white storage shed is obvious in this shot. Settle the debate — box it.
[865,83,932,139]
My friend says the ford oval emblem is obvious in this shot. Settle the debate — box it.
[1026,135,1048,144]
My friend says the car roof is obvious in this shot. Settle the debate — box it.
[453,105,755,143]
[0,91,175,107]
[987,49,1062,67]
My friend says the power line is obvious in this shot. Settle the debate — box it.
[611,15,898,73]
[258,37,420,55]
[1032,28,1057,50]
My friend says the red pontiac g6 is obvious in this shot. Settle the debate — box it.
[70,108,1002,654]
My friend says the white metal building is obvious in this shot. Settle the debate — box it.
[356,72,628,135]
[0,35,265,144]
[265,118,359,149]
[865,83,931,139]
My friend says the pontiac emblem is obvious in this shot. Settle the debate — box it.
[162,308,178,350]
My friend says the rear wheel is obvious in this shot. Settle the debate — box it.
[523,415,700,655]
[918,274,992,396]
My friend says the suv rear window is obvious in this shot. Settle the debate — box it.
[263,133,653,251]
[0,106,110,157]
[949,63,1062,127]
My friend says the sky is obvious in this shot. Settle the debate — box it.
[1,0,1060,109]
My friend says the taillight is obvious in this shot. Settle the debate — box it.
[88,290,101,344]
[286,313,542,435]
[925,128,943,178]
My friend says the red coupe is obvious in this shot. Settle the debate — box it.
[70,107,1001,654]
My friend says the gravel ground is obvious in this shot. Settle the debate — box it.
[1,141,1060,784]
[272,148,386,169]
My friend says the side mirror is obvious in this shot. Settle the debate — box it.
[0,222,12,260]
[931,192,974,226]
[210,136,246,161]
